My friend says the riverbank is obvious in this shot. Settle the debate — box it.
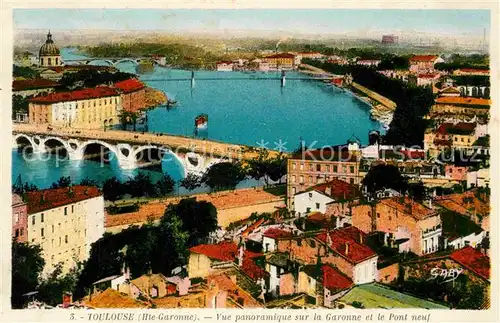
[299,63,395,129]
[349,82,397,128]
[144,87,168,109]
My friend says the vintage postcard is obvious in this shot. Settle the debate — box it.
[1,2,498,322]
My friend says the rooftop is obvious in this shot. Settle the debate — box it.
[263,228,294,240]
[263,53,296,59]
[436,122,476,136]
[316,226,377,264]
[83,288,149,308]
[29,87,119,104]
[12,193,25,206]
[13,79,60,91]
[306,179,360,201]
[410,55,439,62]
[25,185,102,214]
[449,246,490,281]
[189,242,237,262]
[302,264,353,292]
[339,283,449,309]
[380,196,438,221]
[114,78,145,93]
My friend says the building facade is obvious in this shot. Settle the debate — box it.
[12,194,28,242]
[114,79,146,113]
[29,87,121,129]
[24,186,105,275]
[409,55,444,73]
[351,197,442,256]
[261,53,296,70]
[287,146,362,209]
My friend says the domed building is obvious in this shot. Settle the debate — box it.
[39,31,61,67]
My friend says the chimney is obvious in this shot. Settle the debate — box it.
[325,186,332,196]
[326,230,333,247]
[345,242,349,255]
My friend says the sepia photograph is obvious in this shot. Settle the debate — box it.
[6,6,494,314]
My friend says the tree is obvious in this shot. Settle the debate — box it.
[362,164,407,196]
[266,153,288,184]
[125,224,158,277]
[50,176,72,189]
[167,198,218,246]
[37,262,81,306]
[125,173,156,197]
[179,173,202,191]
[12,240,45,308]
[155,174,176,196]
[79,177,100,187]
[102,177,123,202]
[246,150,270,184]
[152,214,189,275]
[202,162,245,191]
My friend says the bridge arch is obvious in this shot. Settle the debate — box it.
[87,59,114,66]
[13,134,36,149]
[114,58,140,66]
[132,145,186,178]
[78,140,120,164]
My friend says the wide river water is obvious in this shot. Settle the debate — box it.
[12,48,382,192]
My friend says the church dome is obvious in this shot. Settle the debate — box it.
[39,31,60,56]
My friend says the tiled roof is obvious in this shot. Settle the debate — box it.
[83,288,149,308]
[12,193,25,206]
[189,242,238,262]
[410,55,439,62]
[241,218,265,237]
[216,61,234,65]
[308,179,360,200]
[114,79,145,93]
[434,97,490,106]
[316,226,377,264]
[436,122,476,136]
[263,228,294,240]
[418,73,440,79]
[450,246,490,280]
[12,79,60,91]
[207,274,263,307]
[29,87,119,104]
[434,190,490,218]
[25,185,102,214]
[291,145,359,162]
[302,264,353,292]
[380,196,438,221]
[455,68,489,74]
[242,251,269,280]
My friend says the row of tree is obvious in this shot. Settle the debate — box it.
[13,152,287,201]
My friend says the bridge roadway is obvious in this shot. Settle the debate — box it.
[12,123,283,161]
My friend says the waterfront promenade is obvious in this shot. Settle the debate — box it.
[13,123,283,160]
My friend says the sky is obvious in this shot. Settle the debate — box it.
[14,9,490,37]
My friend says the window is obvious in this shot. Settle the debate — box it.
[64,207,67,215]
[51,239,54,247]
[315,203,320,209]
[20,228,24,236]
[41,228,44,237]
[292,187,296,195]
[59,237,61,246]
[32,215,35,225]
[15,229,19,238]
[377,213,380,218]
[309,164,314,171]
[72,205,74,213]
[350,178,355,184]
[333,165,338,172]
[306,207,311,213]
[342,166,347,173]
[299,176,304,183]
[309,176,313,183]
[52,225,54,233]
[14,213,19,223]
[292,175,296,183]
[316,164,321,171]
[300,164,304,170]
[65,235,68,243]
[350,166,355,173]
[41,213,44,223]
[309,192,313,198]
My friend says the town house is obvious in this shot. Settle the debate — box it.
[351,197,442,256]
[114,79,146,113]
[12,194,28,242]
[409,55,444,73]
[24,185,105,275]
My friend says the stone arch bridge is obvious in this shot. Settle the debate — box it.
[13,133,226,177]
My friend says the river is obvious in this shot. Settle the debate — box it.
[12,48,383,191]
